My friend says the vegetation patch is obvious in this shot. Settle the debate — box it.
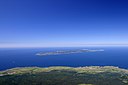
[0,66,128,85]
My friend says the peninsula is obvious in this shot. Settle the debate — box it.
[36,49,104,56]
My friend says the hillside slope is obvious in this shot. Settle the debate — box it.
[0,66,128,85]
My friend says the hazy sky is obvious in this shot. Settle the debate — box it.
[0,0,128,47]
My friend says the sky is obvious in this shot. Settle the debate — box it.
[0,0,128,47]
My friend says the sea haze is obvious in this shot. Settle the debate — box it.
[0,47,128,70]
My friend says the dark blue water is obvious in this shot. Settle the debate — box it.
[0,47,128,70]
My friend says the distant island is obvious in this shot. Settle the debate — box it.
[36,49,104,56]
[0,66,128,85]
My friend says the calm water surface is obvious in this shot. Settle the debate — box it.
[0,47,128,70]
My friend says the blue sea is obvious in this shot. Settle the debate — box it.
[0,47,128,70]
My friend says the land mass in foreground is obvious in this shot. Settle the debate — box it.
[36,49,104,56]
[0,66,128,85]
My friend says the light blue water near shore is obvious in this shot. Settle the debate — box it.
[0,47,128,70]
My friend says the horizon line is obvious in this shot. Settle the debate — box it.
[0,44,128,48]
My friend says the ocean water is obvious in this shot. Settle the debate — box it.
[0,47,128,70]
